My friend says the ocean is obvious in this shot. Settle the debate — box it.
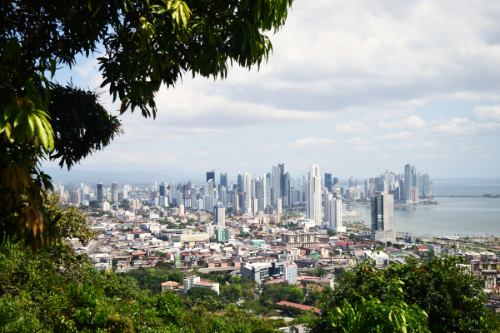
[343,178,500,237]
[344,197,500,238]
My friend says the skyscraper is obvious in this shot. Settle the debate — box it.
[276,198,282,214]
[256,176,268,212]
[265,173,271,208]
[214,205,225,228]
[404,164,412,203]
[237,173,243,194]
[97,183,103,203]
[306,164,322,226]
[111,181,118,202]
[206,179,214,196]
[370,194,396,243]
[220,173,228,188]
[243,172,251,214]
[422,173,433,198]
[327,197,345,232]
[279,164,285,199]
[325,173,332,192]
[206,170,215,183]
[333,177,339,186]
[70,190,80,205]
[159,182,166,197]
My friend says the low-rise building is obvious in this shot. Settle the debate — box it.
[364,250,389,266]
[161,281,179,292]
[183,275,220,294]
[216,229,230,242]
[241,261,292,284]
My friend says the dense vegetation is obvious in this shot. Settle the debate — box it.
[0,197,285,332]
[309,256,500,333]
[0,196,498,332]
[0,0,294,251]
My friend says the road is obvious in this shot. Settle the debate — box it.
[87,238,104,255]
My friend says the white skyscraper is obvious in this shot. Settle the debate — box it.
[306,164,322,226]
[271,198,280,214]
[111,181,118,202]
[323,193,332,228]
[243,172,251,214]
[252,198,258,215]
[206,180,214,196]
[327,197,345,232]
[214,205,225,228]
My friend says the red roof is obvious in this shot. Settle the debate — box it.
[275,301,321,313]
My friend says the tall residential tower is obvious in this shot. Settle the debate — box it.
[370,194,396,243]
[306,164,322,226]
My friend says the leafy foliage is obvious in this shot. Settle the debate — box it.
[48,83,123,169]
[120,267,183,295]
[310,279,430,333]
[311,256,498,333]
[1,0,293,250]
[0,198,284,332]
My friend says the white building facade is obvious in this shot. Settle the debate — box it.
[327,197,346,233]
[306,164,322,226]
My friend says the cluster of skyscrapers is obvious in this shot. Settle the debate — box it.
[58,162,436,245]
[364,164,434,203]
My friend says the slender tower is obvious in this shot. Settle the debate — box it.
[306,165,322,226]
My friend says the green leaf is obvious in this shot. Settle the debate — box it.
[34,116,49,150]
[13,109,27,128]
[50,59,57,78]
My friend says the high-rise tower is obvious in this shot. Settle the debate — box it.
[214,205,225,228]
[111,181,118,202]
[243,172,251,214]
[325,173,332,192]
[206,170,215,183]
[306,165,322,226]
[370,194,396,243]
[220,173,228,188]
[327,197,345,232]
[159,182,166,197]
[97,183,103,203]
[404,164,412,203]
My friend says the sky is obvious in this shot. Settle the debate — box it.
[44,0,500,183]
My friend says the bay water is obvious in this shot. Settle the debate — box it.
[343,178,500,237]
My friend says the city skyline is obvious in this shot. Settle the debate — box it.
[41,1,499,179]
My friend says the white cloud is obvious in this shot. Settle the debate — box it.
[459,144,481,151]
[287,137,337,150]
[381,154,390,159]
[74,58,99,79]
[334,121,371,134]
[415,154,435,158]
[473,105,500,122]
[429,118,500,136]
[346,137,378,151]
[45,1,500,178]
[388,143,414,149]
[374,131,412,140]
[195,150,210,157]
[378,116,427,130]
[481,154,492,159]
[417,141,438,148]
